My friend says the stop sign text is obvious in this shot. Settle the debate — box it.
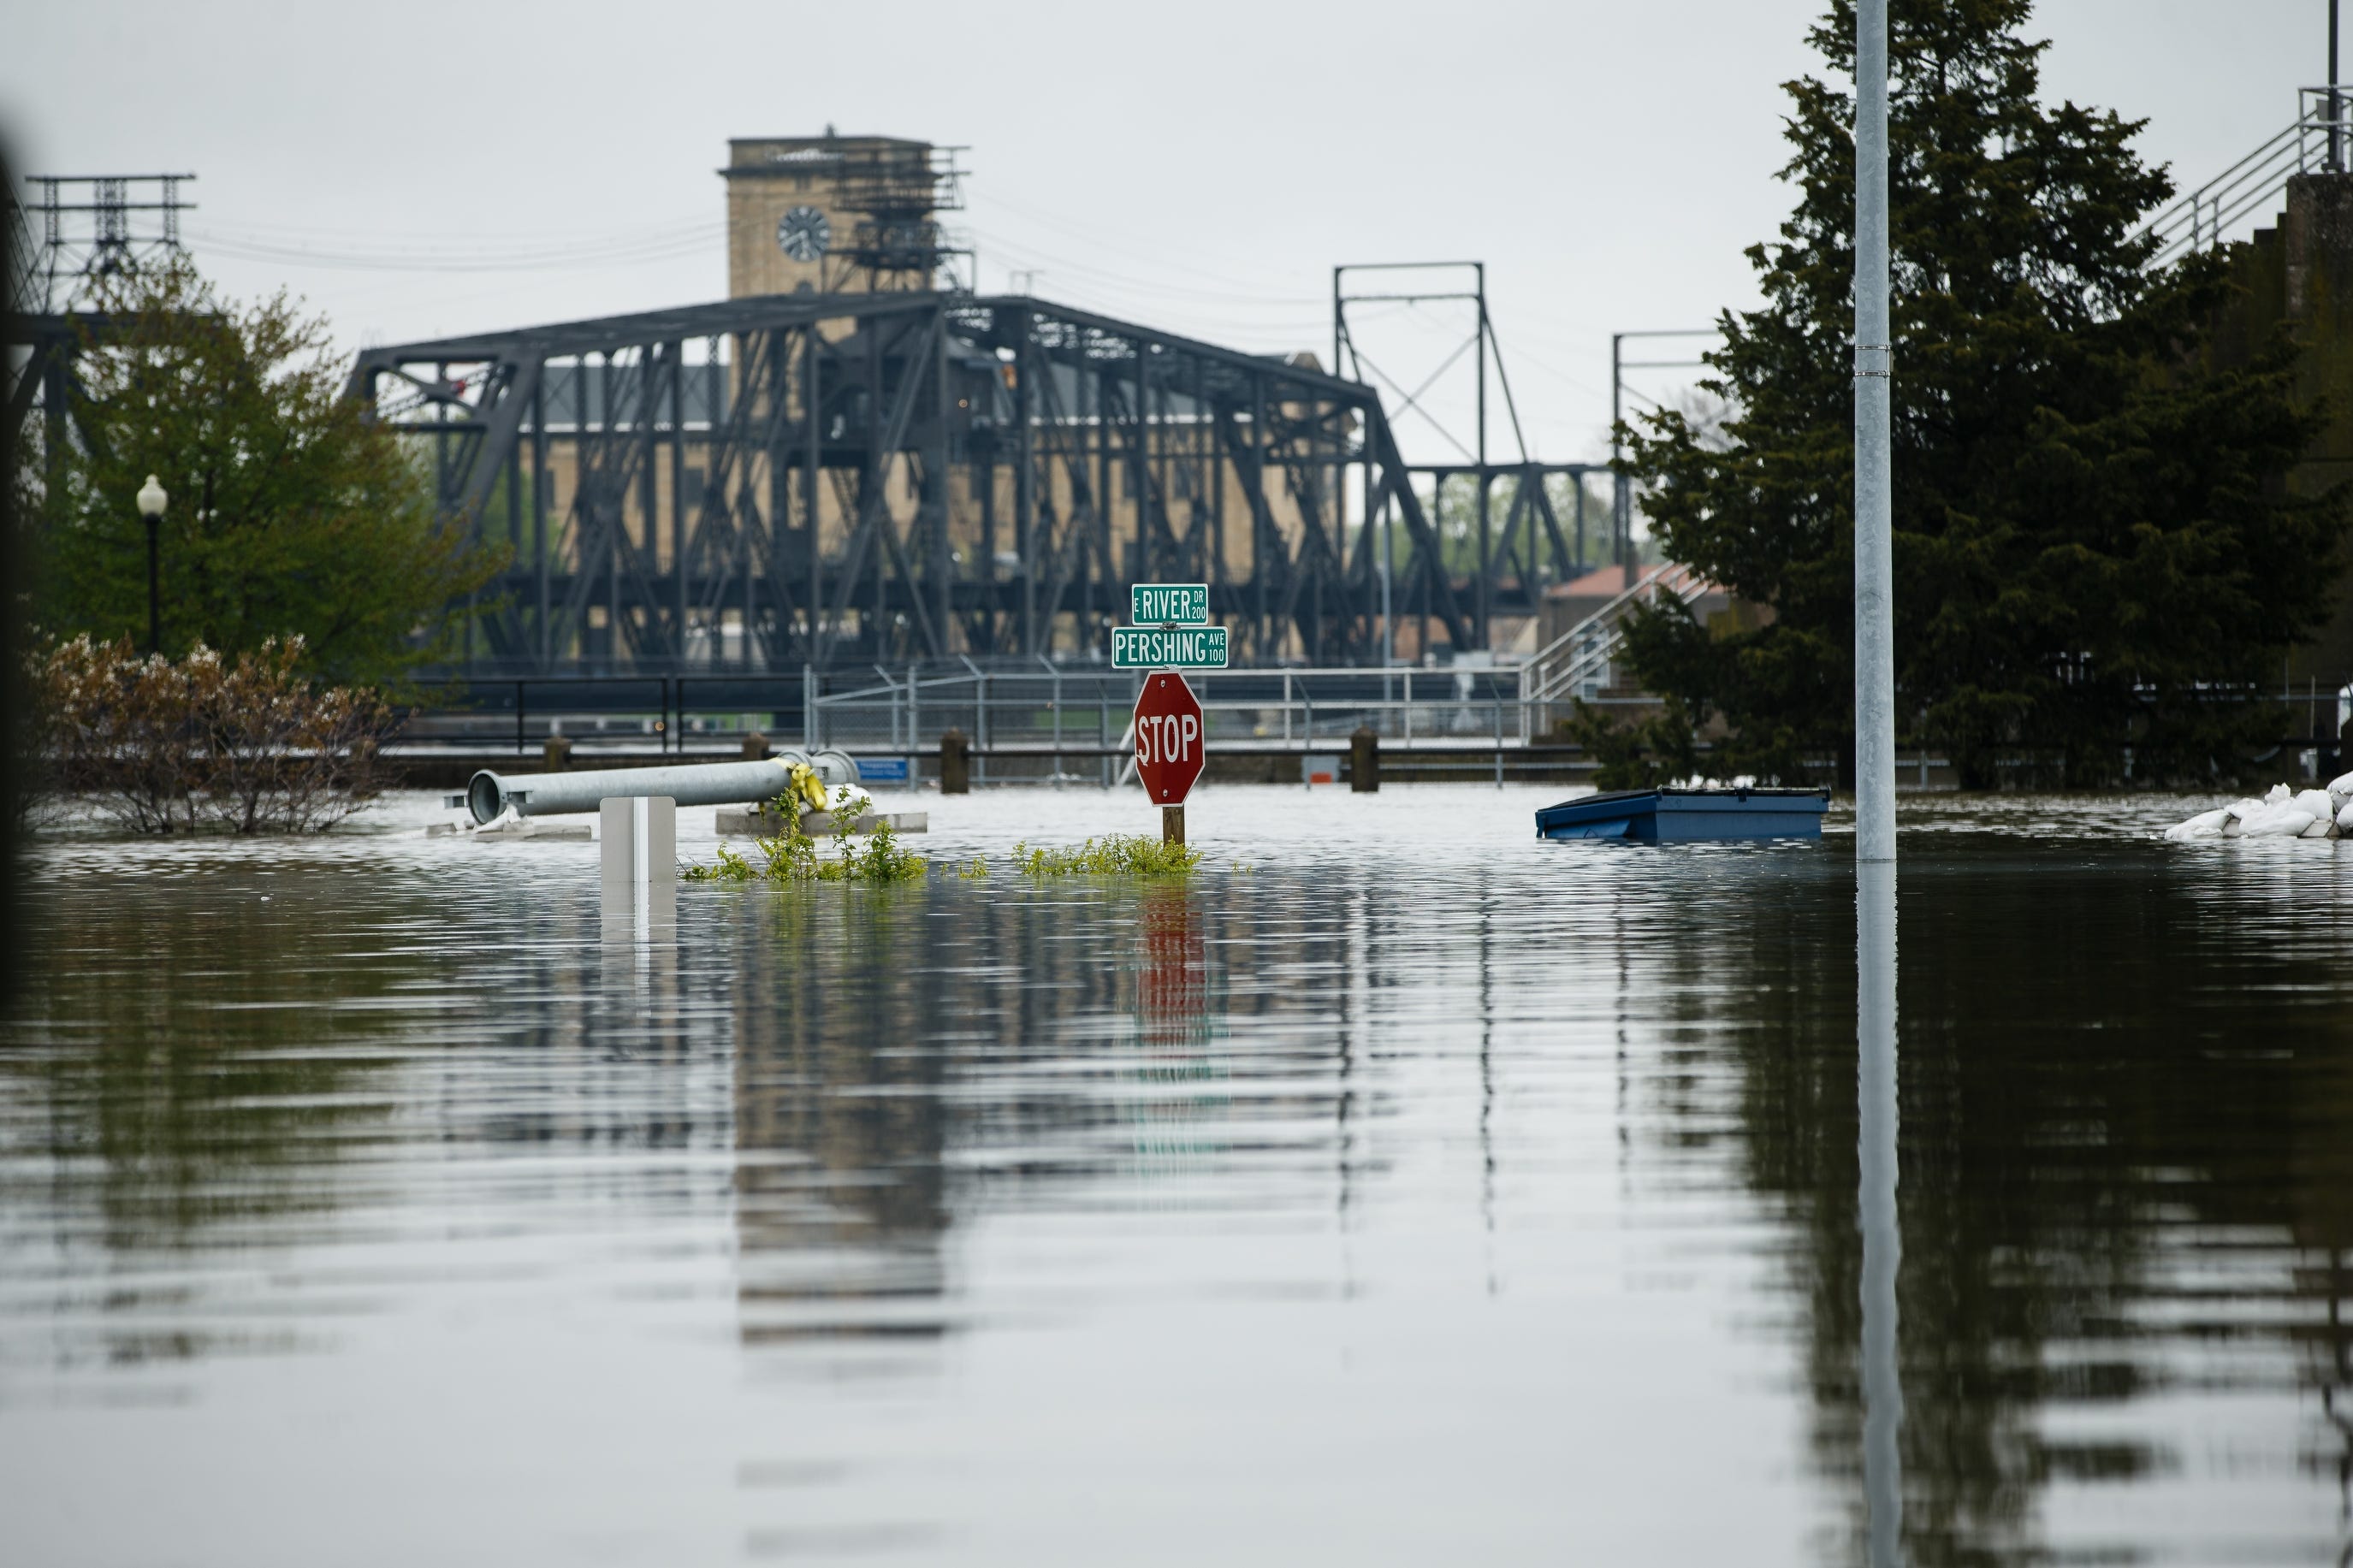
[1132,673,1206,804]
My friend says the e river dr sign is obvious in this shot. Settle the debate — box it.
[1132,672,1206,806]
[1130,583,1208,625]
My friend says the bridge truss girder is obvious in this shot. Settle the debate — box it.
[324,292,1593,673]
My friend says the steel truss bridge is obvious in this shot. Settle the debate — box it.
[341,291,1603,676]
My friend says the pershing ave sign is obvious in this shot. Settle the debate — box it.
[1111,624,1228,669]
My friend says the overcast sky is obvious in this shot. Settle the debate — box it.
[1,1,2325,468]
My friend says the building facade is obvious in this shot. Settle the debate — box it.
[722,134,962,299]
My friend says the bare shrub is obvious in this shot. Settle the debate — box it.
[30,636,201,832]
[28,635,396,834]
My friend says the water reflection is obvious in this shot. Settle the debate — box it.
[731,891,950,1346]
[1858,860,1901,1567]
[2,807,2350,1565]
[1,873,425,1370]
[1692,845,2353,1564]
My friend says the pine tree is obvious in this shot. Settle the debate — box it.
[1617,0,2345,788]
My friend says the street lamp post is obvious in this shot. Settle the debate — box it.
[135,474,167,657]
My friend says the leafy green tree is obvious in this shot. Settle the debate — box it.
[1562,695,1704,790]
[23,261,498,689]
[1616,0,2345,788]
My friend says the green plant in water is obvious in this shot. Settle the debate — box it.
[1010,834,1205,877]
[683,784,927,885]
[832,817,928,884]
[689,843,762,883]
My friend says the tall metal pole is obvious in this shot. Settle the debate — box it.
[1609,334,1628,572]
[1475,263,1490,650]
[2332,0,2343,174]
[1331,265,1343,380]
[806,326,823,660]
[144,514,161,658]
[1854,0,1897,865]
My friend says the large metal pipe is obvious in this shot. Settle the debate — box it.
[458,748,860,825]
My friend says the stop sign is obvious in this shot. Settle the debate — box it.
[1133,672,1205,804]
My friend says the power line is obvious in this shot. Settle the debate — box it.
[186,220,725,274]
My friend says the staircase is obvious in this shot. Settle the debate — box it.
[1521,564,1712,721]
[2140,88,2353,267]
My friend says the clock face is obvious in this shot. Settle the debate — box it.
[777,205,832,263]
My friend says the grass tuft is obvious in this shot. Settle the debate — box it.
[1010,834,1205,877]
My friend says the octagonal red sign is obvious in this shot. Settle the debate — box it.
[1133,672,1205,805]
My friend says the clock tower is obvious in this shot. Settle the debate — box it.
[722,133,963,298]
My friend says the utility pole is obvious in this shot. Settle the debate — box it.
[1609,329,1716,576]
[1854,0,1897,867]
[2332,0,2343,173]
[1609,334,1626,571]
[1853,21,1901,1568]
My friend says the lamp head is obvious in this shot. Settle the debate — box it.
[135,475,168,519]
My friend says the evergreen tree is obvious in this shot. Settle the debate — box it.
[1615,0,2344,788]
[21,261,498,690]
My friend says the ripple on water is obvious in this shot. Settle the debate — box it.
[3,785,2349,1565]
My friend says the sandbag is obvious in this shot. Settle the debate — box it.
[2235,802,2316,837]
[2167,784,2353,841]
[2163,807,2232,840]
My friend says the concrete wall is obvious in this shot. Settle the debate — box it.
[2221,174,2353,696]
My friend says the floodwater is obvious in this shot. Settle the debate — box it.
[3,785,2349,1566]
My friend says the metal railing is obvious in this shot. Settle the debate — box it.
[396,674,809,755]
[2140,87,2353,269]
[805,658,1539,769]
[397,612,1716,768]
[1522,564,1713,713]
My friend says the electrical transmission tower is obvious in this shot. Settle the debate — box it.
[19,173,195,309]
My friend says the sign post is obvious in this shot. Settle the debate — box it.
[1119,583,1220,844]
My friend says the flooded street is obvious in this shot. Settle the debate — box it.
[3,786,2350,1565]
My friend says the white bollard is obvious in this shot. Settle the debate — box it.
[601,796,677,932]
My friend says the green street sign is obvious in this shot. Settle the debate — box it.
[1130,583,1208,626]
[1112,624,1228,669]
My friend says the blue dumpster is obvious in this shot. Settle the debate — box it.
[1536,787,1830,843]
